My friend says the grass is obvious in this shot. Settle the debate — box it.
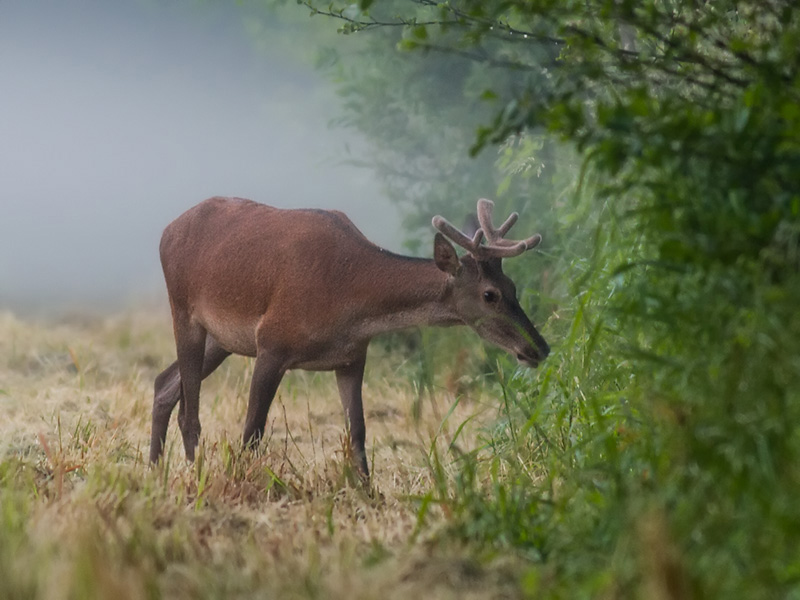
[0,308,529,600]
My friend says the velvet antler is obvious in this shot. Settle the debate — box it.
[432,198,541,259]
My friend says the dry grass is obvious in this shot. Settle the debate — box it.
[0,309,524,599]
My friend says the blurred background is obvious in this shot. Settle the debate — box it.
[0,0,399,315]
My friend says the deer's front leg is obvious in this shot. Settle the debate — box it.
[335,350,369,482]
[242,352,285,450]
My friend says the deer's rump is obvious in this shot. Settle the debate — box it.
[158,196,378,361]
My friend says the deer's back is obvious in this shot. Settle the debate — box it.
[160,197,380,358]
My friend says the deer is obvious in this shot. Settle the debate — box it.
[150,196,550,482]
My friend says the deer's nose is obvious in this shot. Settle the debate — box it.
[538,340,550,359]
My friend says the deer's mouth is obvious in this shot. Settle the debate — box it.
[516,353,540,368]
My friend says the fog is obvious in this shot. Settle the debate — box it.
[0,0,399,315]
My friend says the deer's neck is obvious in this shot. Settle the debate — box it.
[354,251,460,338]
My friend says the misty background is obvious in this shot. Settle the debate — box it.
[0,0,399,315]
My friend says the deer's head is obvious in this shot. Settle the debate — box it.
[432,199,549,368]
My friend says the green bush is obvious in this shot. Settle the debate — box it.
[298,0,800,594]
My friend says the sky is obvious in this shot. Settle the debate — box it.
[0,0,398,314]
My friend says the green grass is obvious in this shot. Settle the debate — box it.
[4,227,800,600]
[0,310,527,600]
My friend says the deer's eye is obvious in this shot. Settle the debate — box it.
[483,290,499,304]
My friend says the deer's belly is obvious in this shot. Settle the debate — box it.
[196,314,258,357]
[195,308,367,369]
[289,339,367,371]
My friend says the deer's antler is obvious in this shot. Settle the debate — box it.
[432,198,541,260]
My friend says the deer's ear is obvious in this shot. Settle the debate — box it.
[434,233,461,276]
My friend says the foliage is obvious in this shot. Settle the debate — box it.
[300,0,800,596]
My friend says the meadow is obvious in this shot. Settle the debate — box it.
[0,308,526,600]
[4,1,800,597]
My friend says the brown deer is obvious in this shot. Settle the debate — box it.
[150,196,549,480]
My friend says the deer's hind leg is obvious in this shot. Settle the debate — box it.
[150,335,231,463]
[174,318,207,462]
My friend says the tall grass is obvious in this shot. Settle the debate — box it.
[0,309,541,599]
[421,151,800,597]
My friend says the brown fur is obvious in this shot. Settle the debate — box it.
[150,197,549,481]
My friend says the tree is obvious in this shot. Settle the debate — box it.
[295,0,800,596]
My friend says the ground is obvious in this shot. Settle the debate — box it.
[0,309,524,600]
